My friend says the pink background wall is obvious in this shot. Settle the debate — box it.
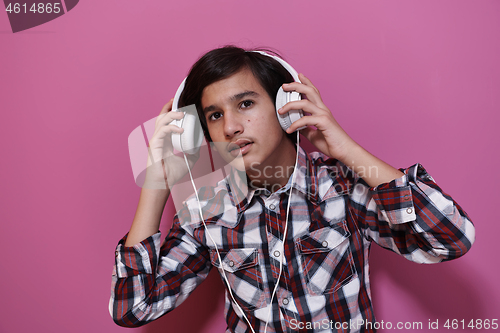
[1,0,499,332]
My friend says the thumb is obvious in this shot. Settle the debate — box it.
[299,127,315,142]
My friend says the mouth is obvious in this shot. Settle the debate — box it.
[227,139,253,157]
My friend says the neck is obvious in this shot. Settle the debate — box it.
[246,138,297,193]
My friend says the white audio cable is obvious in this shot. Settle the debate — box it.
[264,131,300,333]
[182,130,300,333]
[182,152,256,333]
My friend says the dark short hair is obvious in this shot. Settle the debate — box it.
[178,45,296,142]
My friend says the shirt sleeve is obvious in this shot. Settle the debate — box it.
[349,163,475,263]
[109,213,212,327]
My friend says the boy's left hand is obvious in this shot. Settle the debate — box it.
[278,73,357,162]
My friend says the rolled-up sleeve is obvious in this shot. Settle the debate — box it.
[350,163,475,263]
[114,232,162,278]
[109,214,212,327]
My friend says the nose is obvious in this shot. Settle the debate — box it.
[223,110,244,138]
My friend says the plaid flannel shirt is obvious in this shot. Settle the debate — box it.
[110,147,475,332]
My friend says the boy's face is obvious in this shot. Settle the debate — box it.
[201,68,294,173]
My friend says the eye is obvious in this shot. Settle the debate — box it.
[240,100,254,109]
[208,111,222,121]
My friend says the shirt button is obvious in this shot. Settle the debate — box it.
[228,260,235,267]
[269,204,276,210]
[406,207,413,214]
[282,298,289,305]
[322,241,328,248]
[274,250,280,258]
[404,194,411,201]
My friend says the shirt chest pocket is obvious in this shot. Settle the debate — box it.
[210,248,266,311]
[297,221,356,296]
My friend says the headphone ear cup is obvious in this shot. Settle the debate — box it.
[171,105,203,154]
[275,87,304,131]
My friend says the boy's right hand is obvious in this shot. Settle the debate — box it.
[143,99,199,189]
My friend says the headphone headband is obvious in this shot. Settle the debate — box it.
[250,50,301,83]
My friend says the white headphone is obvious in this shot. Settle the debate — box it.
[170,50,304,153]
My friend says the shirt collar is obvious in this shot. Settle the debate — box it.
[222,146,321,214]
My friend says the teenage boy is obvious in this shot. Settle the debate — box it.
[110,46,475,333]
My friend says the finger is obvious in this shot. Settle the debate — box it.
[299,127,329,152]
[281,82,324,106]
[299,126,322,141]
[282,82,315,94]
[298,73,317,90]
[155,99,176,125]
[285,114,326,134]
[298,127,316,144]
[159,98,175,115]
[155,110,184,128]
[277,99,324,116]
[153,124,184,141]
[299,126,314,138]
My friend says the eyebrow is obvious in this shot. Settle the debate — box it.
[203,91,260,114]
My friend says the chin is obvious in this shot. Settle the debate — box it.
[218,151,252,172]
[228,157,247,172]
